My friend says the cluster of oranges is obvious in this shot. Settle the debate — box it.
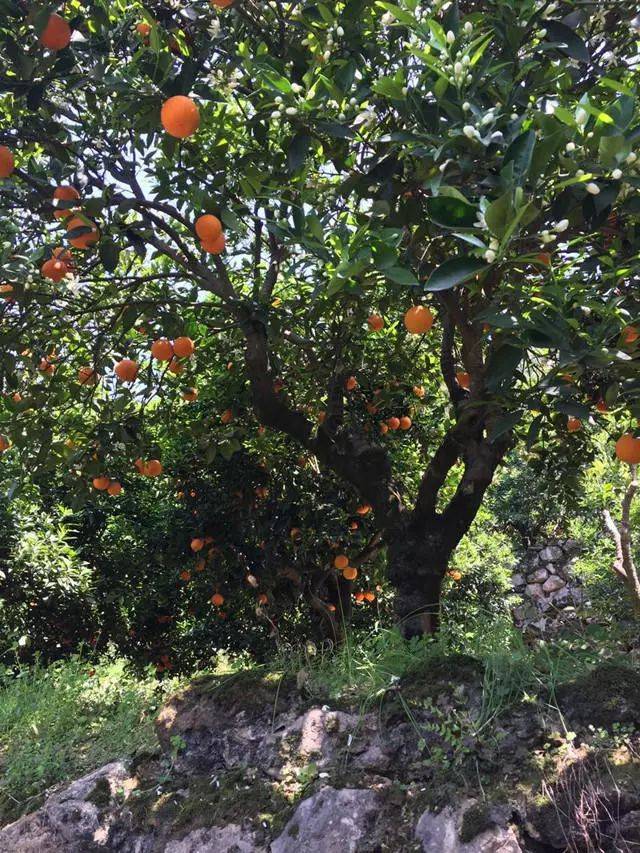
[134,457,163,476]
[379,415,412,435]
[354,590,376,603]
[366,306,434,336]
[334,554,358,581]
[92,476,122,496]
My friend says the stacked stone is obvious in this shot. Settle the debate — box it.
[512,540,585,635]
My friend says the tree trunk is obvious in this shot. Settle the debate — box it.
[386,524,452,637]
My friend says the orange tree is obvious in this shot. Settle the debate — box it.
[1,0,639,636]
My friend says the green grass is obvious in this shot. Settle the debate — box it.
[0,654,182,824]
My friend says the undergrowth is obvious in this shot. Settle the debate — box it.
[0,654,182,824]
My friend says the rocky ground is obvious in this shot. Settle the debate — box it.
[1,651,639,852]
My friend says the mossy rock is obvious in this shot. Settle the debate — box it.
[556,662,640,728]
[459,803,497,843]
[167,669,296,716]
[401,652,484,700]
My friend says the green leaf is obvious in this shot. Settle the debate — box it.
[598,134,628,168]
[556,400,591,420]
[99,240,120,272]
[385,266,419,286]
[425,256,487,291]
[372,77,405,100]
[288,132,311,172]
[375,2,417,27]
[543,20,589,63]
[426,196,477,228]
[485,191,513,239]
[488,411,522,442]
[503,130,535,185]
[486,345,523,391]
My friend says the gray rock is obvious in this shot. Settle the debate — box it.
[165,825,265,852]
[271,787,379,853]
[0,761,130,853]
[542,575,565,594]
[415,804,522,852]
[563,539,582,553]
[525,583,545,600]
[511,574,526,589]
[526,568,549,584]
[539,545,563,562]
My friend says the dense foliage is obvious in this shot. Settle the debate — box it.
[0,0,639,640]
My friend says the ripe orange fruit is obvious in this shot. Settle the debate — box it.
[0,146,14,178]
[212,0,235,8]
[399,416,412,430]
[379,422,389,435]
[41,258,67,282]
[136,22,151,36]
[191,537,204,552]
[0,283,13,297]
[179,570,191,582]
[567,417,582,433]
[343,566,358,581]
[334,554,349,570]
[78,366,98,386]
[622,326,639,345]
[0,435,10,452]
[258,593,268,605]
[615,433,640,464]
[354,591,364,603]
[201,233,226,254]
[150,338,173,361]
[195,559,206,571]
[367,314,384,331]
[92,476,110,490]
[66,216,99,249]
[404,305,434,335]
[536,252,552,266]
[107,481,122,496]
[182,387,198,402]
[456,371,470,389]
[412,385,425,398]
[161,95,200,138]
[345,375,357,391]
[364,591,375,602]
[114,359,138,382]
[221,408,233,424]
[448,570,462,582]
[53,186,80,220]
[134,457,145,473]
[39,358,55,375]
[595,399,608,413]
[317,411,326,424]
[387,416,400,431]
[40,14,71,50]
[210,592,224,607]
[195,215,222,242]
[173,336,195,358]
[144,459,163,477]
[356,504,371,516]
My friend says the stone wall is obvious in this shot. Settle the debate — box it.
[512,539,585,636]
